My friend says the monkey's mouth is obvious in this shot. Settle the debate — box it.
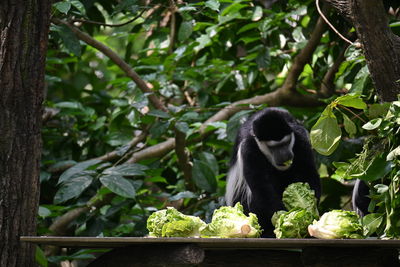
[279,159,293,168]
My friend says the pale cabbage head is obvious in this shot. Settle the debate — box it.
[200,203,262,238]
[308,210,363,239]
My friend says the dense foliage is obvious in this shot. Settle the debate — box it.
[37,0,400,264]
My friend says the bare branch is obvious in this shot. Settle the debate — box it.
[127,138,176,163]
[319,43,348,97]
[71,9,146,28]
[168,0,177,54]
[96,130,148,162]
[51,18,168,112]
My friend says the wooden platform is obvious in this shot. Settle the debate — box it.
[20,236,400,248]
[21,236,400,267]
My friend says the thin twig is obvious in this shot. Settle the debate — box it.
[316,0,356,46]
[71,9,146,28]
[338,105,367,123]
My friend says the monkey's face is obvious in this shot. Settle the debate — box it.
[254,132,295,171]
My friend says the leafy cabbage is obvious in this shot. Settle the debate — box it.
[282,182,319,218]
[200,203,262,238]
[146,207,206,237]
[308,210,364,239]
[273,209,315,238]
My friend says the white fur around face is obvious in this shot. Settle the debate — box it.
[254,132,295,171]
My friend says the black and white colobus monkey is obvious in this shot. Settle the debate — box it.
[225,107,321,237]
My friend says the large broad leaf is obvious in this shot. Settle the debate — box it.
[58,159,102,184]
[53,2,71,14]
[192,159,217,192]
[352,154,392,182]
[54,174,93,204]
[198,152,219,176]
[169,191,198,201]
[103,163,148,176]
[178,21,194,41]
[342,112,357,137]
[362,118,382,130]
[99,175,136,198]
[336,94,367,109]
[310,107,342,156]
[55,24,81,56]
[362,213,383,236]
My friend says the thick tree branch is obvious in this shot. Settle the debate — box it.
[323,0,400,101]
[52,18,168,112]
[350,0,400,101]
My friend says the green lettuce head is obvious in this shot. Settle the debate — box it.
[282,182,319,218]
[146,207,206,237]
[200,203,262,238]
[308,210,364,239]
[273,209,315,238]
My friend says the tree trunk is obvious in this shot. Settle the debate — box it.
[324,0,400,101]
[0,1,51,266]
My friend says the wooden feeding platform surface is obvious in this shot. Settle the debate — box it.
[21,236,400,267]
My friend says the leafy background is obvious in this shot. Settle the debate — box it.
[37,0,400,265]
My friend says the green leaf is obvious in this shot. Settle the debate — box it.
[100,175,136,198]
[362,118,382,130]
[38,206,51,218]
[353,154,392,182]
[336,94,367,109]
[58,159,102,184]
[55,24,81,56]
[350,65,369,95]
[147,110,171,118]
[342,112,357,137]
[178,21,194,41]
[252,6,263,21]
[205,0,220,11]
[374,184,389,194]
[175,121,190,134]
[103,163,148,176]
[54,174,93,204]
[169,191,198,201]
[53,2,71,14]
[310,107,342,156]
[198,152,219,176]
[192,159,217,192]
[367,103,390,119]
[70,0,86,15]
[36,246,48,267]
[362,213,383,236]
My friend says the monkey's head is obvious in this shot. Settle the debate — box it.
[251,110,295,171]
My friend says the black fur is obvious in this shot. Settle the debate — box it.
[226,108,321,237]
[352,179,370,216]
